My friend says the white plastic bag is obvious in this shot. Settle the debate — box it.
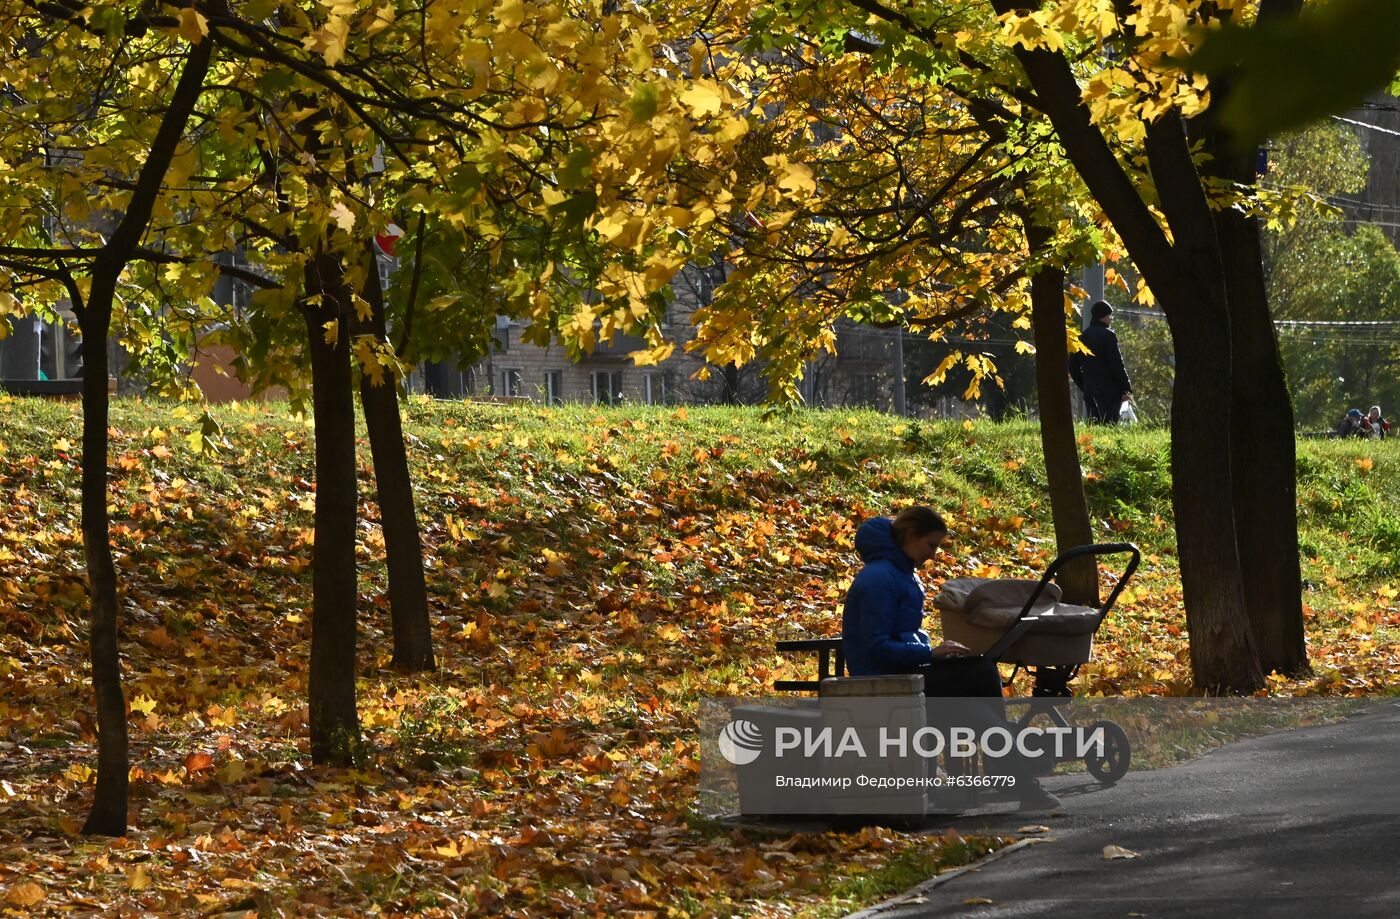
[1119,401,1138,424]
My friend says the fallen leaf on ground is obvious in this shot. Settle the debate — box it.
[5,882,45,907]
[1103,844,1139,860]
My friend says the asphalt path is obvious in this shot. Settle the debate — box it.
[863,699,1400,919]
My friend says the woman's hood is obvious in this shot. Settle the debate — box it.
[853,517,913,572]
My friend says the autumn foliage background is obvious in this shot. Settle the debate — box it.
[0,396,1396,915]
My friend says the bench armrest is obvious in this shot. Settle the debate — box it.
[774,637,846,690]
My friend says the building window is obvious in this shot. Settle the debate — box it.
[545,370,563,405]
[502,368,523,398]
[591,370,623,405]
[644,372,668,406]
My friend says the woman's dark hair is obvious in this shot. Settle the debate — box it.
[890,506,947,546]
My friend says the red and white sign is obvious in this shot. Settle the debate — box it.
[374,222,405,257]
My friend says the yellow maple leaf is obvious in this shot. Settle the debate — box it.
[713,116,748,144]
[363,3,396,38]
[688,38,708,78]
[218,759,248,784]
[494,0,525,30]
[352,295,373,323]
[127,865,151,891]
[306,17,350,67]
[679,81,725,117]
[775,161,816,197]
[354,336,386,387]
[178,7,208,43]
[329,201,356,232]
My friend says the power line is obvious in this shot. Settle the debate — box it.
[1115,306,1400,328]
[1274,318,1400,327]
[1325,196,1400,213]
[1332,115,1400,137]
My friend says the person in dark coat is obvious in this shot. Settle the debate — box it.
[1068,300,1133,424]
[1336,408,1366,438]
[841,506,1061,810]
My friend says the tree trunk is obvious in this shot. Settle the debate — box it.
[303,252,362,764]
[1196,110,1310,677]
[984,380,1010,421]
[77,295,126,836]
[1023,219,1099,606]
[991,16,1263,691]
[75,37,214,836]
[1160,311,1264,692]
[1142,115,1264,694]
[721,363,740,404]
[1194,0,1310,675]
[356,241,434,671]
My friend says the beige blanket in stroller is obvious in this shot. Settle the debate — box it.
[933,578,1102,666]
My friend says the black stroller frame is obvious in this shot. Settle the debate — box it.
[773,542,1142,801]
[989,543,1141,784]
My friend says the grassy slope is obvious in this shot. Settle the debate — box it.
[0,397,1396,916]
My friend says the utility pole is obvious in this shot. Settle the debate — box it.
[887,289,910,417]
[891,326,906,416]
[1081,263,1105,329]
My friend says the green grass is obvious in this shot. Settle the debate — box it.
[801,836,1008,918]
[5,395,1395,609]
[2,395,1398,915]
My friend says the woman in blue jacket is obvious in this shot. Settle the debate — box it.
[841,507,1002,696]
[841,506,1060,809]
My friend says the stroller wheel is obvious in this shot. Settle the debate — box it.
[1084,720,1130,784]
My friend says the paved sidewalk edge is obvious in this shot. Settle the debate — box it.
[841,837,1051,919]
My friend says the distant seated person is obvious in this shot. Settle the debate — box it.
[841,506,1002,699]
[1336,408,1366,438]
[1364,405,1391,439]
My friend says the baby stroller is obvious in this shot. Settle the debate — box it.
[933,543,1141,784]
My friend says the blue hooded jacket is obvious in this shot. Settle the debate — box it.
[841,517,934,676]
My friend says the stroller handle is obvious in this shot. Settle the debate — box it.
[982,542,1142,662]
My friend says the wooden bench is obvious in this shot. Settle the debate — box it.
[774,638,845,693]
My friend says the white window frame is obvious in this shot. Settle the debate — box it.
[644,371,667,406]
[545,370,563,405]
[591,370,623,405]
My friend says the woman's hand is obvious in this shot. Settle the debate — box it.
[931,639,973,658]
